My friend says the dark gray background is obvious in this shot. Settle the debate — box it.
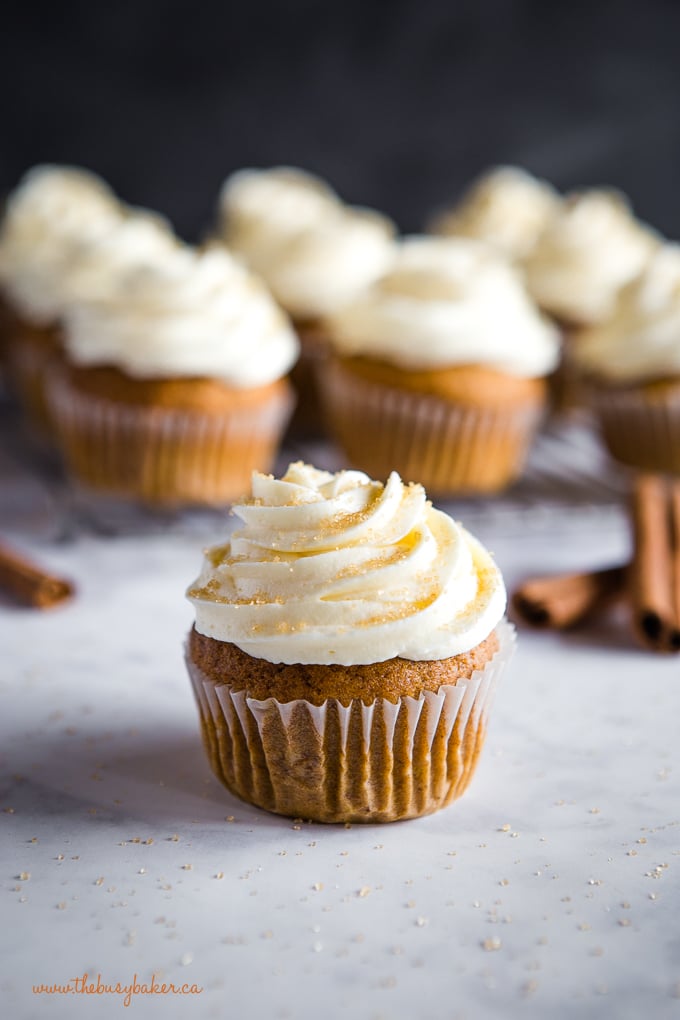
[1,0,679,241]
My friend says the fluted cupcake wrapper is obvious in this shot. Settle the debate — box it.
[588,381,680,474]
[317,359,544,496]
[5,319,63,436]
[186,620,515,824]
[47,371,295,507]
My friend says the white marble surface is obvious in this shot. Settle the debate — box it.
[2,414,680,1020]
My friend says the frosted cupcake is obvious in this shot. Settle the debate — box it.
[429,166,560,262]
[573,243,680,473]
[319,236,560,496]
[48,246,299,506]
[216,167,396,433]
[522,188,658,412]
[0,165,124,430]
[524,188,658,328]
[185,461,513,823]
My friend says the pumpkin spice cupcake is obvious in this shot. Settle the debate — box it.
[524,188,658,330]
[216,167,396,434]
[573,243,680,473]
[0,165,125,432]
[319,236,560,496]
[523,188,659,411]
[185,461,513,823]
[48,245,299,506]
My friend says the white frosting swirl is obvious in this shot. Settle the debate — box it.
[524,189,659,325]
[326,236,560,378]
[187,462,506,665]
[573,243,680,382]
[0,165,124,324]
[58,212,179,308]
[431,166,560,261]
[217,167,396,319]
[63,246,299,387]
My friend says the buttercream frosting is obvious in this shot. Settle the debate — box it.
[187,462,507,665]
[58,211,179,308]
[63,245,299,386]
[326,236,560,378]
[217,167,396,319]
[431,166,560,261]
[0,165,125,324]
[524,189,658,325]
[573,243,680,383]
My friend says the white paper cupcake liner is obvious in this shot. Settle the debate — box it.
[317,358,544,495]
[186,619,515,823]
[47,370,295,507]
[589,381,680,474]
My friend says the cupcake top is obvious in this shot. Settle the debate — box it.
[326,236,560,378]
[0,164,125,324]
[573,243,680,383]
[430,166,560,261]
[187,461,507,665]
[217,167,396,319]
[63,246,299,387]
[58,211,179,309]
[523,189,659,326]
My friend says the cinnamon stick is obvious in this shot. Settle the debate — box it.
[512,565,627,630]
[0,541,75,609]
[629,474,680,653]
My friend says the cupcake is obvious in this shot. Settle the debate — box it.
[429,165,560,263]
[216,167,396,434]
[48,246,299,506]
[524,189,658,328]
[319,236,560,496]
[573,243,680,473]
[0,165,124,431]
[523,189,659,411]
[185,461,513,823]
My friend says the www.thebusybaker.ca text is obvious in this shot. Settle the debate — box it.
[33,972,203,1007]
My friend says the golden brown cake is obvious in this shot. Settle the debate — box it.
[185,462,514,823]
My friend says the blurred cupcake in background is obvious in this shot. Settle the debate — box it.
[216,166,396,434]
[319,236,560,496]
[48,245,298,507]
[573,243,680,474]
[523,189,659,411]
[429,166,560,263]
[0,165,124,432]
[524,189,658,328]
